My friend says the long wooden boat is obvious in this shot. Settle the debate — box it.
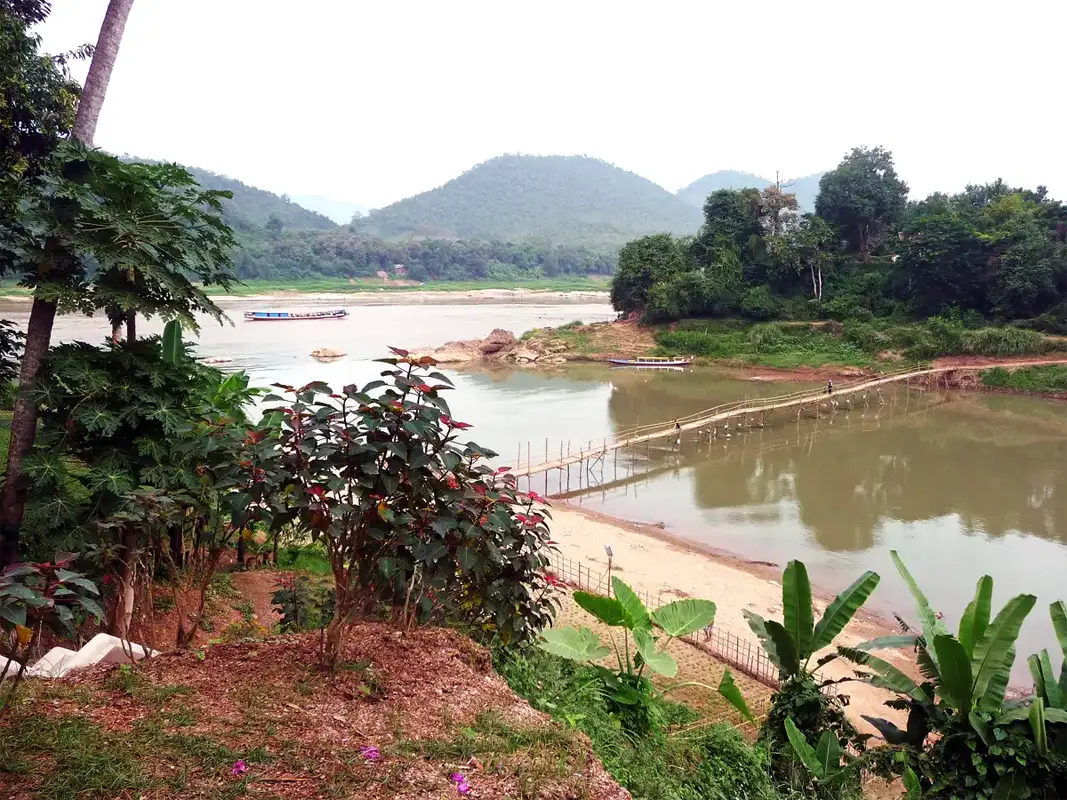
[608,356,691,368]
[243,309,347,322]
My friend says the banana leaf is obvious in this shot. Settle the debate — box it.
[958,575,993,657]
[783,560,815,660]
[971,594,1035,706]
[812,569,880,653]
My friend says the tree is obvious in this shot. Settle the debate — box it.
[265,213,283,238]
[759,182,800,237]
[771,214,838,302]
[692,188,763,269]
[1,0,136,566]
[816,146,908,263]
[609,233,687,315]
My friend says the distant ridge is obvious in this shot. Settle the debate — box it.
[290,194,370,225]
[361,155,703,246]
[677,169,826,212]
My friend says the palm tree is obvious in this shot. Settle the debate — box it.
[1,0,136,566]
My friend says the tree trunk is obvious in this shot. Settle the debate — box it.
[858,223,871,264]
[72,0,136,144]
[0,297,57,567]
[108,527,137,640]
[169,526,183,570]
[236,534,245,566]
[125,311,136,343]
[271,531,279,565]
[176,548,223,648]
[0,0,135,567]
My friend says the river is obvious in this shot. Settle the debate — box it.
[3,297,1065,672]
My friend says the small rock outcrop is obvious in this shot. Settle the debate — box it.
[311,347,346,359]
[479,328,517,354]
[412,329,573,367]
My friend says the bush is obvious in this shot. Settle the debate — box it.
[746,323,787,352]
[961,326,1050,357]
[981,365,1067,393]
[842,322,890,354]
[740,286,780,321]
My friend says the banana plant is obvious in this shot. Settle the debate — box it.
[838,552,1061,747]
[1022,601,1067,756]
[783,717,850,786]
[743,559,881,680]
[540,577,754,726]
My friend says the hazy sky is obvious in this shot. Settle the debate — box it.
[37,0,1065,209]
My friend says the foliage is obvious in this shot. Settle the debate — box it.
[783,717,854,789]
[0,2,79,215]
[677,170,826,213]
[267,350,557,666]
[0,555,102,635]
[0,320,24,385]
[357,154,701,246]
[610,233,688,315]
[815,146,908,263]
[495,646,779,800]
[271,573,332,633]
[980,365,1067,394]
[744,560,879,778]
[841,552,1067,798]
[539,576,751,734]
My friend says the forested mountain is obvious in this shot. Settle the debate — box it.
[677,170,825,212]
[290,194,370,225]
[359,155,702,246]
[160,163,337,232]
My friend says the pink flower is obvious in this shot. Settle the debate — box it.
[451,773,471,795]
[231,760,248,777]
[360,745,381,760]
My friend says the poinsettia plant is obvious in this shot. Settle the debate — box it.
[0,554,103,637]
[265,348,558,666]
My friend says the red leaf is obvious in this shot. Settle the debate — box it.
[496,466,511,474]
[388,346,410,357]
[472,484,487,496]
[452,420,473,430]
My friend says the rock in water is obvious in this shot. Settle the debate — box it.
[311,347,346,358]
[479,328,517,354]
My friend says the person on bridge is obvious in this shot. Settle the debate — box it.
[826,379,833,395]
[674,419,682,450]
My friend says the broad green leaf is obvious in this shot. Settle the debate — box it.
[891,551,947,669]
[997,704,1032,724]
[969,712,992,746]
[744,612,798,675]
[902,765,922,800]
[161,320,183,364]
[784,717,824,780]
[814,730,842,778]
[971,594,1035,705]
[0,604,27,627]
[652,598,716,638]
[959,575,993,657]
[1045,708,1067,724]
[1051,601,1067,660]
[573,591,626,627]
[854,634,917,652]
[812,570,880,653]
[839,646,928,702]
[783,560,815,660]
[538,626,610,663]
[633,627,677,677]
[978,645,1015,714]
[76,596,105,621]
[612,578,651,632]
[933,634,973,712]
[1030,651,1063,709]
[1030,697,1048,756]
[717,667,754,723]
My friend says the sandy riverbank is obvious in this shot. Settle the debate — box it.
[0,287,611,306]
[548,502,911,733]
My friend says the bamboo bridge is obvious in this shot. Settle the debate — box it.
[511,359,1067,479]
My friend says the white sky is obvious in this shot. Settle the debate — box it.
[37,0,1065,209]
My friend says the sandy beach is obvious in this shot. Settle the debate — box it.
[548,502,912,732]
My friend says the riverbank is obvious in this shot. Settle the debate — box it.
[547,503,910,733]
[0,277,612,301]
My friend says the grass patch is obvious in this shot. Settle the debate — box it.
[277,542,332,575]
[494,647,780,800]
[0,713,151,799]
[208,571,241,599]
[656,321,874,369]
[981,365,1067,394]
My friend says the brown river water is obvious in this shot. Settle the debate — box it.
[3,298,1065,674]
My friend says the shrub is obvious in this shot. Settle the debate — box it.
[740,286,780,321]
[843,322,890,354]
[981,365,1067,393]
[268,350,558,666]
[961,326,1050,357]
[746,323,787,352]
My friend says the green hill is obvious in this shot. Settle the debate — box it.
[168,164,337,233]
[677,170,825,212]
[361,155,702,246]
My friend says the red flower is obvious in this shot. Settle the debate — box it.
[446,475,459,490]
[417,383,434,393]
[309,485,326,497]
[515,514,531,525]
[527,491,545,503]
